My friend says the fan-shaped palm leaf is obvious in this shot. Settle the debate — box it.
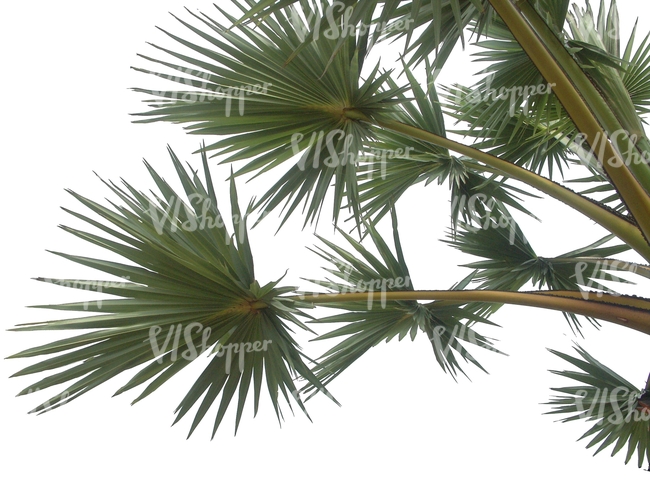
[439,3,577,179]
[559,1,650,212]
[443,222,639,331]
[131,3,405,227]
[301,210,500,391]
[442,82,576,179]
[488,0,650,244]
[621,24,650,117]
[9,146,336,437]
[546,345,650,468]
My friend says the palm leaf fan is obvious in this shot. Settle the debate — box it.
[9,146,337,438]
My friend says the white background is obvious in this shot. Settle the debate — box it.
[2,1,650,487]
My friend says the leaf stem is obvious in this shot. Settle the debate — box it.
[371,116,650,263]
[294,289,650,335]
[548,257,650,280]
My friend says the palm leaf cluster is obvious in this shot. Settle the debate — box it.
[9,147,335,437]
[441,81,575,178]
[441,0,650,218]
[9,0,650,468]
[567,0,646,140]
[546,345,650,469]
[356,61,538,232]
[443,225,637,330]
[440,3,574,178]
[563,0,650,211]
[303,210,500,389]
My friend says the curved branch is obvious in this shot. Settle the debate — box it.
[296,289,650,335]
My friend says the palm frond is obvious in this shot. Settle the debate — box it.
[131,2,405,228]
[621,23,650,117]
[546,345,650,469]
[355,63,538,229]
[442,223,637,331]
[448,168,540,232]
[301,210,500,392]
[439,4,576,179]
[380,0,492,70]
[566,0,646,138]
[548,234,637,286]
[442,82,576,179]
[564,0,650,202]
[9,146,336,437]
[353,61,453,224]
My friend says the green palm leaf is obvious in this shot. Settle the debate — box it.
[377,0,492,69]
[443,220,637,331]
[131,2,405,228]
[355,62,538,229]
[442,82,576,179]
[9,146,336,437]
[546,345,650,468]
[353,62,455,224]
[488,0,650,241]
[560,1,650,211]
[301,210,500,392]
[567,0,646,139]
[440,4,576,179]
[621,24,650,117]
